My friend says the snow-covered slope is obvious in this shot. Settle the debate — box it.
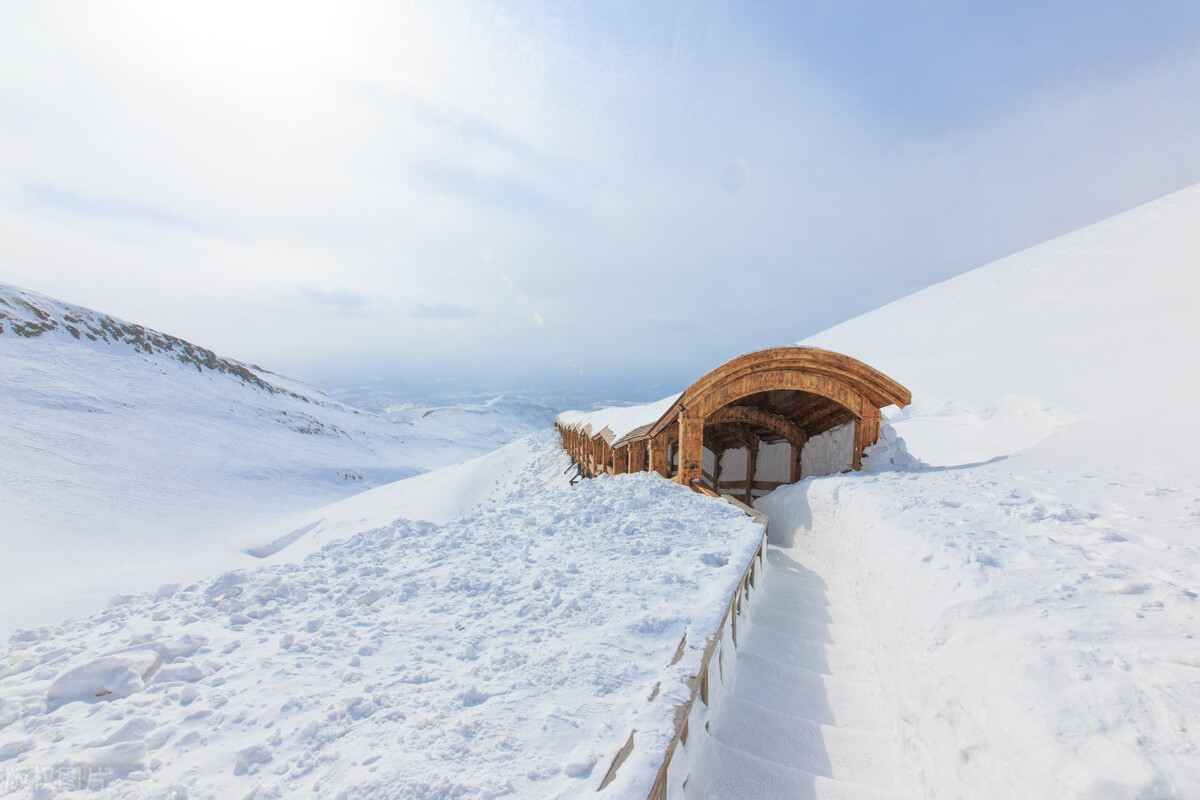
[0,431,764,799]
[744,184,1200,798]
[239,431,579,565]
[5,177,1200,798]
[382,394,559,457]
[0,284,544,636]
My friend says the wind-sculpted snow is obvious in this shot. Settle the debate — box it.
[0,471,762,799]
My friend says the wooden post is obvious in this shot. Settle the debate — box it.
[631,440,647,474]
[677,412,704,487]
[744,435,759,505]
[649,436,671,478]
[851,417,864,472]
[853,397,882,472]
[861,403,882,450]
[712,446,724,494]
[790,437,804,483]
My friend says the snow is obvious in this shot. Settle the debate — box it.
[0,431,763,799]
[383,395,560,450]
[725,183,1200,797]
[0,284,553,637]
[5,176,1200,798]
[557,393,681,442]
[238,430,575,566]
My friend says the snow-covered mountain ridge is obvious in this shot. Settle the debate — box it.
[0,284,306,401]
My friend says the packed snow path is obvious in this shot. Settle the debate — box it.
[686,544,910,799]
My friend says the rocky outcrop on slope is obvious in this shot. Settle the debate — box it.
[0,283,306,400]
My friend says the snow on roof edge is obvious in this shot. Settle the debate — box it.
[556,393,682,443]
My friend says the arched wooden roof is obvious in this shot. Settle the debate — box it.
[645,347,910,440]
[559,346,910,485]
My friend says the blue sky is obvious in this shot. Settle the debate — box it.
[3,1,1200,402]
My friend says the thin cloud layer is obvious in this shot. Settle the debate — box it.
[2,1,1200,397]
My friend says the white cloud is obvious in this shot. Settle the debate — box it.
[2,1,1200,395]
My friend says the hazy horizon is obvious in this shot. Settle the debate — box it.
[4,1,1200,401]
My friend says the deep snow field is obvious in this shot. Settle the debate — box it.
[2,180,1199,799]
[0,429,762,798]
[759,184,1200,797]
[0,285,554,636]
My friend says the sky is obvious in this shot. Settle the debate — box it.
[3,1,1200,402]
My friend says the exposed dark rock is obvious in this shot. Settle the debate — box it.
[0,286,310,401]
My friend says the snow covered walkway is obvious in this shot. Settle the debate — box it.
[685,544,910,800]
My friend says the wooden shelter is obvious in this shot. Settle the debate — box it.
[556,347,911,500]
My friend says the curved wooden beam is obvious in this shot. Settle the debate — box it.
[649,347,910,438]
[706,405,808,449]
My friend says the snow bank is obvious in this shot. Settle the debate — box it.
[0,433,764,799]
[753,183,1200,797]
[241,431,573,564]
[760,449,1200,798]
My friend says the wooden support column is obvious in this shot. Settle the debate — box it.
[629,440,647,474]
[677,411,704,487]
[789,434,807,484]
[851,418,863,471]
[743,435,759,505]
[649,436,671,478]
[860,403,882,450]
[851,398,882,472]
[712,446,724,493]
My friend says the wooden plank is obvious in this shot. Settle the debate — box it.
[597,729,637,791]
[718,479,787,491]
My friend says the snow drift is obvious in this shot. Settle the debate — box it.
[754,183,1200,798]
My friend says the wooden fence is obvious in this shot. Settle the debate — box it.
[597,499,769,798]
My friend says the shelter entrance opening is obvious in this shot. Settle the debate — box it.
[557,347,911,498]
